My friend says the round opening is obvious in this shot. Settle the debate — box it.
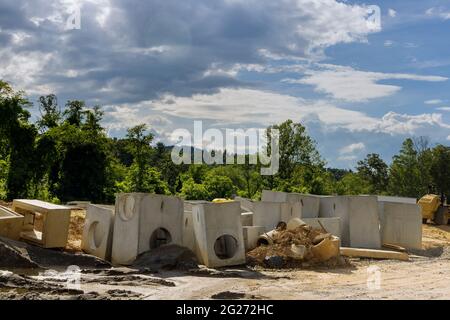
[257,238,269,246]
[88,222,103,250]
[149,228,172,249]
[120,196,135,221]
[214,235,238,260]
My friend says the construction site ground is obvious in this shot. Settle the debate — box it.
[1,207,450,300]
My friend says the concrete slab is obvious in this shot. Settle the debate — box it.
[379,202,422,250]
[111,193,184,265]
[348,196,382,249]
[253,202,282,232]
[234,197,254,212]
[280,202,302,223]
[12,199,71,248]
[377,196,417,204]
[241,212,253,226]
[182,210,197,254]
[319,196,350,246]
[192,202,246,268]
[0,206,24,241]
[261,190,319,218]
[243,226,265,251]
[302,218,341,239]
[82,204,115,261]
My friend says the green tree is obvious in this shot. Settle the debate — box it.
[357,153,389,194]
[388,139,422,198]
[64,100,85,127]
[126,124,154,192]
[430,144,450,200]
[335,172,371,195]
[36,94,61,131]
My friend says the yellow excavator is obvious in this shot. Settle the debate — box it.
[418,194,450,225]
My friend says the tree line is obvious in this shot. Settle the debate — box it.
[1,80,449,204]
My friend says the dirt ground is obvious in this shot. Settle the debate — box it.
[1,212,450,300]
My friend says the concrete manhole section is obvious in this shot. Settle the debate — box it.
[150,228,172,249]
[214,235,238,260]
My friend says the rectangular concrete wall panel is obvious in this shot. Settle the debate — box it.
[182,210,197,254]
[0,206,24,241]
[377,196,417,204]
[192,202,246,268]
[261,190,287,202]
[380,202,422,249]
[241,212,253,227]
[348,196,382,249]
[82,204,115,261]
[253,202,282,232]
[112,193,184,265]
[302,218,341,239]
[243,226,265,251]
[234,197,254,212]
[280,202,302,223]
[319,196,350,246]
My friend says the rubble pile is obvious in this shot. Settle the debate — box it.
[247,222,346,269]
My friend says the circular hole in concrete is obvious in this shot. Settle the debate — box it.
[214,235,238,260]
[88,222,103,250]
[120,196,135,221]
[150,228,172,249]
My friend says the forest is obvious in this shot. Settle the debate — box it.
[1,80,450,204]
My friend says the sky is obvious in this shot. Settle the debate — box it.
[0,0,449,168]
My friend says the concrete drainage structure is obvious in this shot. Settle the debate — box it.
[12,199,71,248]
[379,202,422,249]
[243,226,265,251]
[253,201,302,232]
[0,205,24,241]
[82,204,115,260]
[192,202,246,268]
[111,193,184,265]
[261,190,319,218]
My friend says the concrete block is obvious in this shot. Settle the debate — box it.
[182,210,197,254]
[12,199,71,248]
[302,218,341,239]
[234,197,254,212]
[82,204,115,261]
[319,196,350,246]
[261,190,319,218]
[348,196,381,249]
[183,200,209,212]
[377,196,417,204]
[379,202,422,250]
[241,212,253,226]
[0,206,24,241]
[253,202,282,232]
[243,226,265,251]
[253,201,302,231]
[111,193,184,265]
[192,202,246,268]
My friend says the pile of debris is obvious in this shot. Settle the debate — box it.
[247,219,347,269]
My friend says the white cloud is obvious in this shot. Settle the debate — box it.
[388,9,397,18]
[340,142,365,155]
[437,107,450,112]
[426,7,450,20]
[425,99,444,105]
[447,135,450,141]
[105,89,450,142]
[337,155,358,161]
[384,40,394,47]
[285,64,448,102]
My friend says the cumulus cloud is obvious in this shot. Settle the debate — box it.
[340,143,365,155]
[0,0,382,104]
[426,7,450,20]
[388,9,397,18]
[284,64,447,102]
[425,99,444,105]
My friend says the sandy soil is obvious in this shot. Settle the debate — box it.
[1,223,450,300]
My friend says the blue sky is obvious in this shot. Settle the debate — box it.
[0,0,449,168]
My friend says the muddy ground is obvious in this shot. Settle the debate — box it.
[1,223,450,300]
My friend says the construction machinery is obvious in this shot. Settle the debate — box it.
[418,194,450,225]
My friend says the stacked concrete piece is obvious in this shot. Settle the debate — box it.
[82,204,115,260]
[111,193,184,265]
[261,190,319,218]
[0,205,24,241]
[192,201,246,268]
